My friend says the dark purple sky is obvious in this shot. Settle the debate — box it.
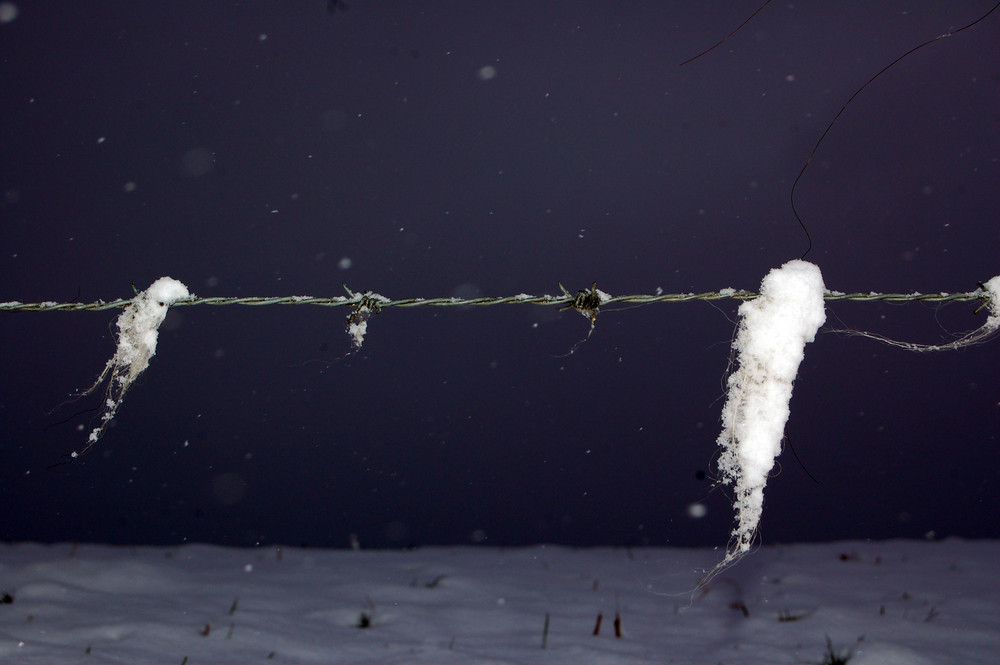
[2,1,998,549]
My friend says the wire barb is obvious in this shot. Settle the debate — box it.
[557,282,609,324]
[341,285,388,350]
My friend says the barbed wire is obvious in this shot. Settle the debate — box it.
[8,278,994,457]
[0,286,992,313]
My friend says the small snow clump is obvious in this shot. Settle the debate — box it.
[75,277,190,455]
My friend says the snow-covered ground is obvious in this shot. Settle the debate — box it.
[2,539,997,664]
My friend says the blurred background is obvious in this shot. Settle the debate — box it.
[1,1,998,549]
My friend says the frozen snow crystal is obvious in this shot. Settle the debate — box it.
[716,260,826,563]
[74,277,190,455]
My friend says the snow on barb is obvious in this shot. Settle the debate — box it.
[345,292,388,350]
[348,305,372,349]
[75,277,190,454]
[716,260,826,562]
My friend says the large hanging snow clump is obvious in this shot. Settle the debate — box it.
[716,260,826,562]
[75,276,190,455]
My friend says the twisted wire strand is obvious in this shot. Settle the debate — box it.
[0,288,990,312]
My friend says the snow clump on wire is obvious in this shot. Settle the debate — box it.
[74,277,190,455]
[715,260,826,567]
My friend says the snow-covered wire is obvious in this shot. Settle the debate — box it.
[829,276,1000,352]
[0,286,991,312]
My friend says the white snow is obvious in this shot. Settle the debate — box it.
[76,277,190,452]
[982,275,1000,330]
[347,305,372,349]
[113,277,190,372]
[344,292,388,350]
[1,539,996,664]
[716,260,826,564]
